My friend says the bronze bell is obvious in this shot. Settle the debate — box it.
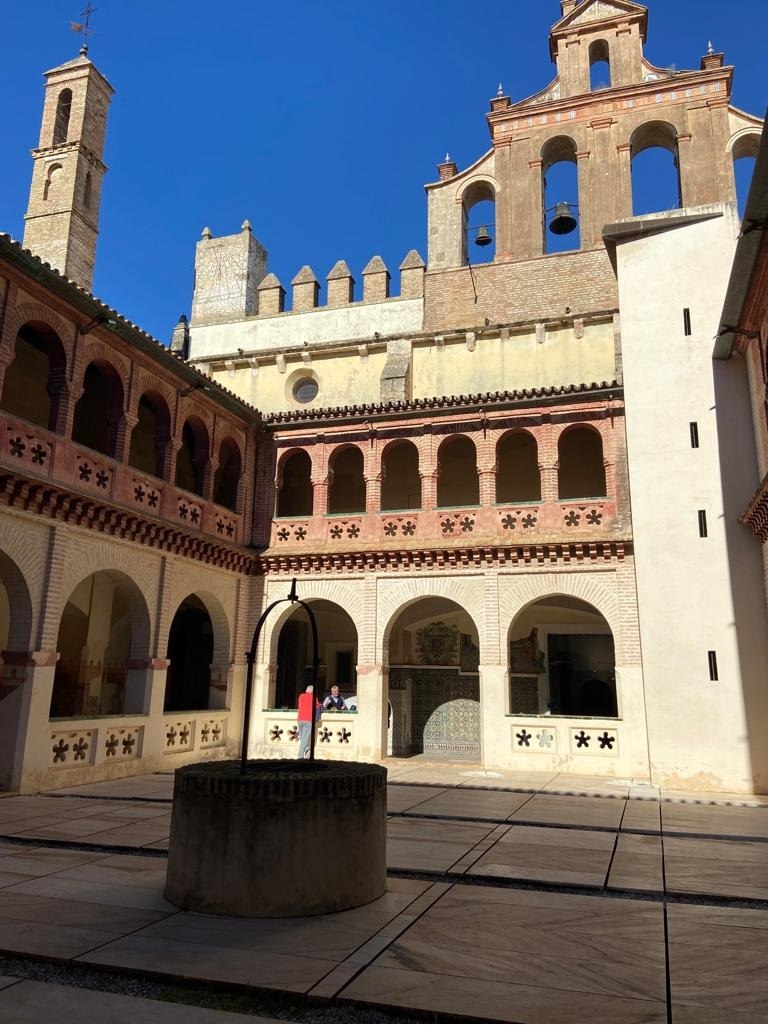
[549,202,578,235]
[475,225,493,247]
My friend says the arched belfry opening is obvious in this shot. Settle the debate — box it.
[462,180,496,264]
[630,121,682,216]
[589,39,611,91]
[386,597,481,758]
[542,136,580,254]
[53,88,72,146]
[508,596,617,718]
[731,133,760,219]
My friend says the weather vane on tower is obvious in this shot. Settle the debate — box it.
[70,4,97,56]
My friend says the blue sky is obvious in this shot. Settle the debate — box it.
[0,1,764,341]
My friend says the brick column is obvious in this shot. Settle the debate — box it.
[0,649,59,793]
[529,159,545,257]
[312,478,328,517]
[366,475,381,513]
[616,143,633,219]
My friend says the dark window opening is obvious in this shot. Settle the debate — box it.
[683,308,692,336]
[437,436,479,507]
[381,441,421,511]
[277,450,313,517]
[558,427,606,499]
[328,447,365,514]
[690,422,699,449]
[72,361,124,457]
[698,509,708,538]
[708,650,719,681]
[213,438,242,511]
[53,89,72,146]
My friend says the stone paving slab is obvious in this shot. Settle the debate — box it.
[0,979,277,1022]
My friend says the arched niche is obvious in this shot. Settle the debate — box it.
[630,120,682,216]
[381,440,421,511]
[437,435,479,507]
[558,426,606,500]
[0,321,67,433]
[277,450,313,517]
[496,430,541,503]
[72,360,125,457]
[328,445,365,514]
[508,595,617,718]
[128,391,171,479]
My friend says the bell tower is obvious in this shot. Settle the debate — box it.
[22,49,114,291]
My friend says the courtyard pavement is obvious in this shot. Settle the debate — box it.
[0,761,766,1022]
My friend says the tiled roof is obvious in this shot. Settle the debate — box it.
[266,380,622,425]
[0,233,263,425]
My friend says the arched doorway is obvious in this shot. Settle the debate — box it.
[508,596,617,718]
[164,595,218,712]
[387,597,480,758]
[272,599,358,709]
[50,570,149,718]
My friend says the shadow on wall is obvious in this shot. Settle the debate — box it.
[713,356,768,792]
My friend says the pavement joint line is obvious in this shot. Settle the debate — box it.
[602,789,628,889]
[4,829,767,909]
[0,951,446,1024]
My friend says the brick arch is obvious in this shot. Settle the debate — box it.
[0,520,50,649]
[378,577,486,664]
[498,572,622,662]
[327,440,366,465]
[51,541,157,655]
[165,589,231,671]
[0,301,73,362]
[56,566,153,660]
[262,578,365,665]
[176,399,214,444]
[77,339,131,391]
[132,372,176,417]
[0,548,34,651]
[276,445,313,478]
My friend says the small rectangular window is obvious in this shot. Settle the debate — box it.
[698,510,708,537]
[708,650,719,681]
[689,422,699,448]
[683,308,692,336]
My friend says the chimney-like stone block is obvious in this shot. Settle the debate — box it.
[399,250,426,299]
[291,265,320,312]
[560,0,578,14]
[326,260,355,307]
[701,52,725,70]
[437,159,458,181]
[257,272,285,316]
[380,339,412,402]
[191,226,267,323]
[362,255,390,303]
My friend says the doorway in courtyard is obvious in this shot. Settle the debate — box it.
[508,596,617,718]
[272,600,358,710]
[387,597,480,759]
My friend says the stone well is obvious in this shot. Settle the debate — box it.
[165,759,387,918]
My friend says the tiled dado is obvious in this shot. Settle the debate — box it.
[264,714,359,755]
[49,725,145,769]
[511,721,620,756]
[270,499,618,548]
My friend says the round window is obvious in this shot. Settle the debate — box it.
[293,377,318,404]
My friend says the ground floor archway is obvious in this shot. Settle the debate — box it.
[508,595,617,718]
[272,599,358,710]
[164,595,217,712]
[50,570,148,718]
[387,597,481,758]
